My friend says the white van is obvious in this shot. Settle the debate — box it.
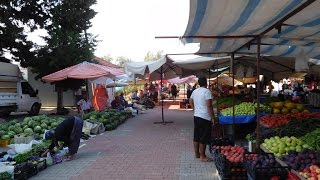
[0,62,41,116]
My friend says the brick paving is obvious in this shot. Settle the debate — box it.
[31,102,219,180]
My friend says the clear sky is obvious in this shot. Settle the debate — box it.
[89,0,199,61]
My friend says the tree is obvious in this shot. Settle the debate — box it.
[25,0,98,112]
[144,50,163,61]
[101,54,113,62]
[0,0,52,63]
[116,56,132,67]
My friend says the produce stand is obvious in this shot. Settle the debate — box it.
[260,145,305,180]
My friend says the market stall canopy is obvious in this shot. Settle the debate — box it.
[210,74,243,86]
[42,61,124,82]
[167,75,197,84]
[124,56,182,80]
[106,82,129,88]
[182,0,320,60]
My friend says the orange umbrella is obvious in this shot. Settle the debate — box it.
[42,61,123,82]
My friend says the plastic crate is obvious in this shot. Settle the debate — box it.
[210,137,234,146]
[211,149,247,180]
[14,162,38,180]
[0,139,10,147]
[243,153,289,180]
[14,135,34,144]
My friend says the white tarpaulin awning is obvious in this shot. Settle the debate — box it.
[167,75,197,84]
[124,56,182,80]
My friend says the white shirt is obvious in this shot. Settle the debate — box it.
[190,87,213,121]
[77,99,92,111]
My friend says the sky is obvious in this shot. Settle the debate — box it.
[88,0,199,61]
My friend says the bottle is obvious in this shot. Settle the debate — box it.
[46,152,53,166]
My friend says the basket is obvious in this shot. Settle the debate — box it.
[243,153,289,180]
[210,137,234,146]
[0,139,11,147]
[14,135,34,144]
[210,149,247,180]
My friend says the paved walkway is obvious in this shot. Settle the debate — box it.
[31,103,219,180]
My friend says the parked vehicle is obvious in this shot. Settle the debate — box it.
[0,62,41,117]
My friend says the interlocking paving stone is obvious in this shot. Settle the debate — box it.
[30,103,220,180]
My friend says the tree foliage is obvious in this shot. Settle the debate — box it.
[144,50,163,61]
[0,0,53,63]
[116,56,132,67]
[102,54,113,62]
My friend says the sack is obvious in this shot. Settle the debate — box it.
[82,121,105,135]
[211,122,223,138]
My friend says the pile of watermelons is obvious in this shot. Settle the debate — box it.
[0,115,64,140]
[83,109,132,131]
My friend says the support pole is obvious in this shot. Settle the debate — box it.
[231,54,236,143]
[256,37,261,151]
[154,66,173,125]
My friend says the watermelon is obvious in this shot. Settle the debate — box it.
[7,131,16,138]
[40,123,48,129]
[23,125,29,130]
[0,130,5,137]
[9,119,18,126]
[14,127,23,134]
[15,123,21,127]
[1,135,10,140]
[34,126,42,133]
[24,128,34,134]
[8,125,15,132]
[23,117,31,123]
[28,120,35,127]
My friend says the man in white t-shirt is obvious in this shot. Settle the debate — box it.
[189,77,215,162]
[77,94,92,114]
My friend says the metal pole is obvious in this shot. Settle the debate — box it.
[161,66,164,124]
[184,84,186,100]
[231,54,236,143]
[256,37,261,150]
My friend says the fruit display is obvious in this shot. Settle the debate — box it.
[213,97,241,110]
[211,145,245,163]
[281,149,320,172]
[260,112,320,127]
[83,109,132,131]
[0,115,64,140]
[298,165,320,180]
[301,129,320,151]
[221,102,271,116]
[271,101,308,114]
[262,136,309,157]
[243,153,289,180]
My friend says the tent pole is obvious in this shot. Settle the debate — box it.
[184,84,186,100]
[153,65,173,125]
[231,54,236,143]
[256,37,261,151]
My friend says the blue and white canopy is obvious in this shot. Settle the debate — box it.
[183,0,320,59]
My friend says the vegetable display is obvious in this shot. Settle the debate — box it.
[260,112,320,127]
[221,102,271,116]
[0,115,64,140]
[301,129,320,151]
[83,109,132,130]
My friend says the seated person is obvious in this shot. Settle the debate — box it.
[119,92,128,107]
[131,90,139,101]
[111,96,124,110]
[77,94,92,113]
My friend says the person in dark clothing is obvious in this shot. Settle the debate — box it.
[42,116,83,161]
[171,84,177,100]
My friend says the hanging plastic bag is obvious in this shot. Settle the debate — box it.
[295,47,309,72]
[246,66,254,77]
[235,65,245,78]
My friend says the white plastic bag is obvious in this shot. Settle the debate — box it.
[295,48,309,72]
[8,140,33,154]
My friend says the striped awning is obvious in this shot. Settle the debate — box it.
[183,0,320,59]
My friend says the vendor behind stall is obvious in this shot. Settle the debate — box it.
[42,116,83,161]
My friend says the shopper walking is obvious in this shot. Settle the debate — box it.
[189,77,215,162]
